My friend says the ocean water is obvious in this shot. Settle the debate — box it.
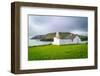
[28,39,52,46]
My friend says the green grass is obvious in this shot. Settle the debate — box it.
[28,44,88,61]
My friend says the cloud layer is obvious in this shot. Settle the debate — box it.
[29,15,88,36]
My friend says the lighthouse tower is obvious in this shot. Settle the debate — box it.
[52,32,60,45]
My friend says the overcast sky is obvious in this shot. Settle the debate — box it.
[29,15,88,36]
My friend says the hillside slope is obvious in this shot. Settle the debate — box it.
[31,32,87,41]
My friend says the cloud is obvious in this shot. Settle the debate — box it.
[29,15,88,36]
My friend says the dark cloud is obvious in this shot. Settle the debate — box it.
[29,15,88,36]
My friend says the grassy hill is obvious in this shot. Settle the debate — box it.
[31,32,87,41]
[28,44,88,60]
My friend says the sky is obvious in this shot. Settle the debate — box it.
[29,15,88,36]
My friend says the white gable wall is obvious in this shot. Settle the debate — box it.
[73,36,81,43]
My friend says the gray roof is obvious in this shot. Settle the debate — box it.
[65,34,78,40]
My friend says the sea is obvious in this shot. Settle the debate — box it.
[28,37,52,46]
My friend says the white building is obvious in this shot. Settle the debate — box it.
[52,32,81,45]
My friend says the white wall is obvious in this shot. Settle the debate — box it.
[52,37,73,45]
[52,37,60,45]
[73,36,81,43]
[0,0,100,76]
[59,39,72,44]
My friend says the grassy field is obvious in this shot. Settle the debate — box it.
[28,44,88,61]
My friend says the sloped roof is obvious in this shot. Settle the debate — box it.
[65,34,77,40]
[56,32,72,39]
[54,32,78,40]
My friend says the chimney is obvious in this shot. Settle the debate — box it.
[70,33,73,36]
[56,32,60,38]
